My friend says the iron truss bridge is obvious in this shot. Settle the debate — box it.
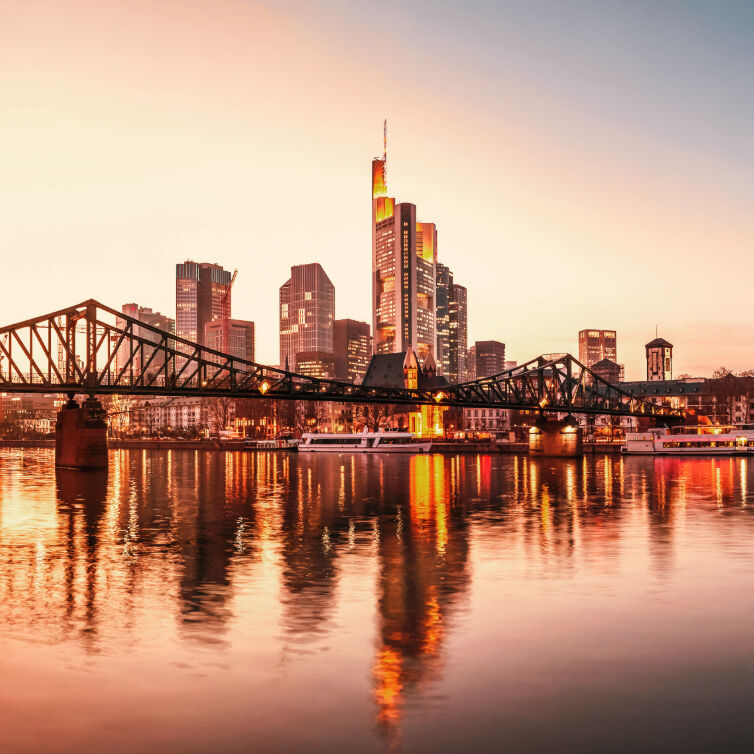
[0,299,682,418]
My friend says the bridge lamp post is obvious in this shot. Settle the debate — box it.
[259,380,270,395]
[433,391,445,403]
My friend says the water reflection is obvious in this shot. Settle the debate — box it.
[1,448,754,752]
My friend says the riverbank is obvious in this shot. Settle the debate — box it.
[0,438,624,454]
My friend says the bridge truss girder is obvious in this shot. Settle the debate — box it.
[0,299,682,418]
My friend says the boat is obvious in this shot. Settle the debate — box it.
[299,431,432,453]
[623,424,754,455]
[243,438,299,451]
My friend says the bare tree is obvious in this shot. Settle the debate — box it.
[293,400,329,434]
[712,366,733,379]
[353,403,393,432]
[203,397,235,434]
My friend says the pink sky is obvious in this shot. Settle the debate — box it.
[2,0,752,378]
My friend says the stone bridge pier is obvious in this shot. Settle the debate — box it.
[55,395,108,469]
[529,416,583,457]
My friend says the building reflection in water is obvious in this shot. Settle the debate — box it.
[1,447,754,745]
[371,454,470,745]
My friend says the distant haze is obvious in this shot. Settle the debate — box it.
[2,0,753,378]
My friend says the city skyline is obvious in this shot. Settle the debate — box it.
[2,0,753,378]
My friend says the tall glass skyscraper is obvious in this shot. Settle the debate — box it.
[175,261,232,346]
[279,263,335,376]
[435,263,451,377]
[371,143,436,365]
[448,282,468,383]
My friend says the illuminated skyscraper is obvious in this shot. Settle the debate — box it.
[435,263,451,376]
[334,319,371,383]
[448,282,468,383]
[175,261,232,346]
[472,340,506,379]
[578,329,617,368]
[280,263,335,376]
[372,135,436,365]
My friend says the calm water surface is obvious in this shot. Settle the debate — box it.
[1,448,753,753]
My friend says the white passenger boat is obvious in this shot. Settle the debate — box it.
[299,431,432,453]
[623,425,754,455]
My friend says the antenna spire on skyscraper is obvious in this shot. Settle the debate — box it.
[383,118,387,184]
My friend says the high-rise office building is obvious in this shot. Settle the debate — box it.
[448,282,468,383]
[204,319,255,362]
[280,263,335,375]
[578,329,617,368]
[372,139,436,365]
[473,340,506,379]
[334,319,371,383]
[176,261,232,345]
[116,304,175,380]
[435,263,451,377]
[646,337,673,381]
[466,345,476,381]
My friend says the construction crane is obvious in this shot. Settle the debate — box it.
[220,269,237,356]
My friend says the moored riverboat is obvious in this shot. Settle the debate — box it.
[299,431,432,453]
[623,424,754,455]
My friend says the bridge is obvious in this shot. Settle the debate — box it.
[0,300,682,467]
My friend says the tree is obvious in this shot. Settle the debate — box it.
[203,397,235,434]
[294,401,329,434]
[712,366,733,379]
[353,403,393,432]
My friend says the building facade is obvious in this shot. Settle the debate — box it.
[372,151,437,366]
[578,329,617,367]
[473,340,506,379]
[334,319,371,383]
[592,358,621,384]
[646,337,673,381]
[279,263,335,375]
[435,263,451,376]
[116,304,175,381]
[204,319,255,362]
[175,261,232,346]
[448,282,468,383]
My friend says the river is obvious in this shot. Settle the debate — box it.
[1,448,753,753]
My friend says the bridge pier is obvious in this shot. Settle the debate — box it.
[55,396,108,470]
[529,416,583,457]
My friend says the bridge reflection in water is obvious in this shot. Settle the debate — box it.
[0,449,753,752]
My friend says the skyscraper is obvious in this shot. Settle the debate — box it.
[204,319,255,362]
[372,135,436,365]
[448,282,468,383]
[175,261,232,346]
[279,263,335,375]
[116,304,175,380]
[578,329,617,368]
[466,344,476,381]
[473,340,506,379]
[435,263,451,376]
[334,319,371,383]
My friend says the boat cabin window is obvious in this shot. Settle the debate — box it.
[668,425,734,435]
[309,437,363,445]
[662,440,735,448]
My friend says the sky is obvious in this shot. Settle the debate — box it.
[2,0,753,378]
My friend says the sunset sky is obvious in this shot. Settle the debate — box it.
[2,0,753,378]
